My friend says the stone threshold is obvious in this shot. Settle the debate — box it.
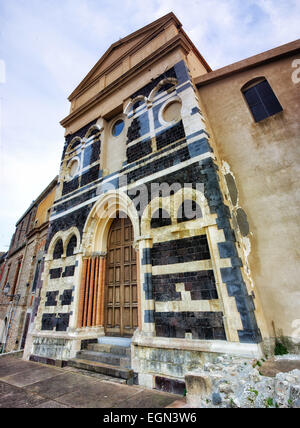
[132,336,264,358]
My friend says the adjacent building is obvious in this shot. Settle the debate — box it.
[0,177,57,354]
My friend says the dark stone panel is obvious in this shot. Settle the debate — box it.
[126,144,190,184]
[150,209,172,229]
[152,101,165,129]
[157,82,176,94]
[144,310,155,323]
[81,164,100,187]
[238,329,262,344]
[53,240,63,259]
[187,138,213,158]
[177,200,202,223]
[174,60,190,85]
[218,241,237,259]
[45,204,92,252]
[186,129,210,141]
[236,208,250,237]
[41,314,56,331]
[54,188,97,215]
[49,268,62,280]
[80,339,98,350]
[123,138,187,176]
[29,355,55,366]
[220,267,244,284]
[221,267,262,344]
[62,265,75,277]
[155,376,186,396]
[126,138,152,163]
[152,270,218,302]
[156,121,186,150]
[141,248,151,265]
[62,119,98,160]
[45,291,59,307]
[126,118,141,144]
[143,273,153,300]
[154,311,226,340]
[60,289,73,306]
[191,107,200,115]
[129,67,177,100]
[225,173,238,206]
[83,141,101,168]
[62,177,79,196]
[56,313,70,332]
[66,235,77,257]
[151,235,211,266]
[136,112,150,137]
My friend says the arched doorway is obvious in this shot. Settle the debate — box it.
[104,213,138,337]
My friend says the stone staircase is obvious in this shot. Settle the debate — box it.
[67,338,134,384]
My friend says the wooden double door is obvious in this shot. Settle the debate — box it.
[105,215,138,337]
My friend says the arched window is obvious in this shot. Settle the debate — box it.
[242,77,283,122]
[53,239,63,260]
[151,209,172,229]
[67,137,81,153]
[133,100,144,111]
[66,235,77,257]
[157,82,176,94]
[177,200,202,223]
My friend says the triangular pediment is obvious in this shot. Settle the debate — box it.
[68,13,182,101]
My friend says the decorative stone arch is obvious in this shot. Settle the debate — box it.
[148,77,178,103]
[84,124,102,140]
[141,187,211,235]
[46,227,81,261]
[66,137,82,154]
[172,187,210,224]
[123,95,148,116]
[241,76,266,92]
[157,94,183,128]
[141,196,173,235]
[65,228,81,256]
[47,233,64,261]
[82,190,140,255]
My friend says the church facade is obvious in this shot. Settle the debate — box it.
[26,13,300,391]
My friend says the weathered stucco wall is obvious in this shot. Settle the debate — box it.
[196,53,300,345]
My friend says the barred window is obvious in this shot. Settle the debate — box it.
[53,239,63,259]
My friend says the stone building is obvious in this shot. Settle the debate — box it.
[27,13,300,392]
[0,177,57,354]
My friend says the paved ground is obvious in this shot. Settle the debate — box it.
[0,356,183,408]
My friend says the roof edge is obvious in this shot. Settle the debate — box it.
[15,176,58,226]
[195,39,300,87]
[68,12,182,101]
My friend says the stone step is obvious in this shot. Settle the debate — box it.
[97,337,132,347]
[88,343,131,357]
[76,350,131,368]
[67,358,134,381]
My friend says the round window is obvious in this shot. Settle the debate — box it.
[162,100,182,123]
[68,159,79,179]
[112,119,125,137]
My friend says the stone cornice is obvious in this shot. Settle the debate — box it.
[60,34,191,131]
[195,38,300,88]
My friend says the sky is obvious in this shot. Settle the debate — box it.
[0,0,299,251]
